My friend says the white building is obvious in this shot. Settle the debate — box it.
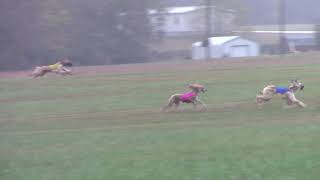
[192,36,260,60]
[235,25,317,53]
[148,6,235,37]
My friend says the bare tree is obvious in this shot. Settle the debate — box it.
[0,0,153,70]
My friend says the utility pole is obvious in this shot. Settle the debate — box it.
[279,0,287,54]
[206,0,212,38]
[204,0,212,59]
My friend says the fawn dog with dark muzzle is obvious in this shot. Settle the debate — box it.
[162,84,207,112]
[256,79,306,108]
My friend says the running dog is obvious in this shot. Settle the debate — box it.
[256,79,306,108]
[31,58,73,78]
[162,84,207,112]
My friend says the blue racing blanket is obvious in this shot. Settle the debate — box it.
[275,87,289,94]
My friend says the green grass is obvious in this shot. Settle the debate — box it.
[1,55,320,180]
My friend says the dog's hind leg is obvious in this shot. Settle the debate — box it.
[161,103,171,112]
[256,94,268,104]
[31,66,48,78]
[162,94,180,112]
[256,89,274,104]
[173,101,180,112]
[256,95,263,104]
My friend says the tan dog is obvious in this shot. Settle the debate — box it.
[256,80,306,108]
[162,84,207,112]
[31,58,73,78]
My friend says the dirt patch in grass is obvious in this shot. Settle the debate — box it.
[1,54,320,78]
[0,90,127,104]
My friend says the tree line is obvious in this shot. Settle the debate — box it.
[0,0,245,70]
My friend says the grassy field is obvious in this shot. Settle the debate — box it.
[1,54,320,180]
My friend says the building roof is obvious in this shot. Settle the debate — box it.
[148,6,203,15]
[208,36,240,45]
[193,36,246,47]
[157,0,204,7]
[168,6,198,14]
[148,5,235,16]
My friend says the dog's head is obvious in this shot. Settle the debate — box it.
[289,79,304,91]
[60,58,73,67]
[188,84,207,93]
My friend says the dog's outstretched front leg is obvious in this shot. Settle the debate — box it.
[295,99,307,108]
[56,67,72,76]
[285,92,307,108]
[194,98,207,111]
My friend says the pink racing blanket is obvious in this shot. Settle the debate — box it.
[180,92,197,103]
